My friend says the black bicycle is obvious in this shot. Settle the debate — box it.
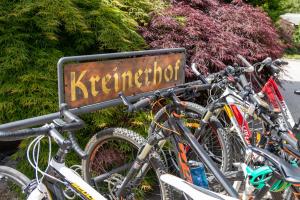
[82,83,240,199]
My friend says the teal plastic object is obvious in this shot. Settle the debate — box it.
[246,161,298,192]
[269,161,298,192]
[270,180,291,192]
[246,166,273,189]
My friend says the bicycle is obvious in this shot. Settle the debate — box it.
[82,84,240,199]
[189,55,299,163]
[0,104,106,200]
[160,144,300,200]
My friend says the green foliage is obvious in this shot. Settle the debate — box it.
[243,0,284,21]
[0,0,164,178]
[283,0,300,13]
[114,0,167,25]
[294,27,300,45]
[244,0,300,21]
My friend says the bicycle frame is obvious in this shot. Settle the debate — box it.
[214,87,254,147]
[171,115,239,198]
[160,174,238,200]
[108,107,239,198]
[261,77,295,129]
[24,126,107,200]
[27,158,106,200]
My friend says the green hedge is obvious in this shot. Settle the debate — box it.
[0,0,165,177]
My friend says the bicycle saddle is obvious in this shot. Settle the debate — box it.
[249,146,300,184]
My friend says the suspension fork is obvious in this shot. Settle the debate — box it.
[194,102,218,139]
[116,134,159,198]
[175,118,239,198]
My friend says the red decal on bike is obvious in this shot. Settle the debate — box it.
[178,143,193,183]
[261,77,283,110]
[230,104,252,144]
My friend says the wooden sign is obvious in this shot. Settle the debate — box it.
[64,52,185,108]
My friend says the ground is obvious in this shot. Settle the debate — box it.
[279,59,300,121]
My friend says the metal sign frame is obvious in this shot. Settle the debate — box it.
[0,48,186,130]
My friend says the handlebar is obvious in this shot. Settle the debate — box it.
[191,63,208,84]
[119,83,212,112]
[237,54,254,73]
[0,107,87,159]
[0,126,51,141]
[259,111,300,151]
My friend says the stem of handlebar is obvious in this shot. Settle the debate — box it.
[61,110,85,131]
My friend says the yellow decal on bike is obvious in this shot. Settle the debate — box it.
[223,105,234,119]
[71,183,96,200]
[256,132,261,144]
[185,122,200,128]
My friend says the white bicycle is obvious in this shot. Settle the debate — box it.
[0,105,106,200]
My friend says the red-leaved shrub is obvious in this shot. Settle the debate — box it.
[140,0,284,76]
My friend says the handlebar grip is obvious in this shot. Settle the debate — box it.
[268,64,280,74]
[280,132,299,151]
[0,127,49,141]
[191,63,208,84]
[294,90,300,95]
[68,132,87,159]
[237,54,254,72]
[191,84,211,91]
[132,97,153,111]
[191,63,200,76]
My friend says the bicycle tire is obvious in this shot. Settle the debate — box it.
[0,165,30,199]
[82,127,172,200]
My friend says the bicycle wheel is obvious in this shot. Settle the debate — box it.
[0,165,30,199]
[216,108,266,164]
[82,128,172,200]
[149,101,232,173]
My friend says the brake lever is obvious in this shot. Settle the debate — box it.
[118,92,134,112]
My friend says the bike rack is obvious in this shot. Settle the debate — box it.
[0,48,186,131]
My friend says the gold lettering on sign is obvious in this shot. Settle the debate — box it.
[64,53,184,108]
[122,71,133,91]
[153,62,162,85]
[134,69,143,88]
[89,75,100,97]
[144,68,152,86]
[164,64,173,82]
[175,60,180,81]
[71,71,88,101]
[102,74,111,94]
[113,67,119,92]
